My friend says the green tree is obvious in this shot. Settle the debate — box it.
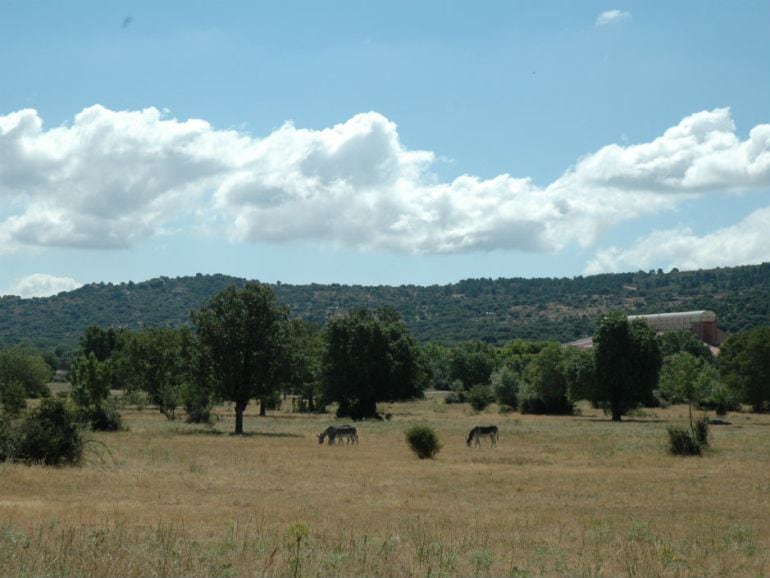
[283,319,324,412]
[78,326,130,388]
[179,326,214,423]
[69,352,111,411]
[659,352,719,429]
[80,326,125,362]
[562,346,596,403]
[192,283,289,434]
[323,308,425,419]
[125,328,185,420]
[490,365,520,409]
[719,326,770,412]
[449,340,497,390]
[0,347,52,408]
[592,312,662,421]
[657,331,713,362]
[421,342,453,390]
[519,343,573,414]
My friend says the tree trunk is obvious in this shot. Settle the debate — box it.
[234,400,248,434]
[259,397,267,416]
[611,403,622,422]
[354,397,378,420]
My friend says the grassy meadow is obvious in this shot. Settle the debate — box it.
[1,393,769,577]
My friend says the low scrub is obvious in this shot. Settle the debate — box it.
[405,425,442,459]
[667,426,702,456]
[13,399,84,466]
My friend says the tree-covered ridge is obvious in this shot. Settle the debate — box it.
[1,263,769,349]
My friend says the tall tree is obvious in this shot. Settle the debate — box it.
[125,328,185,419]
[659,351,720,429]
[719,326,770,412]
[323,308,425,419]
[519,342,573,414]
[592,312,662,421]
[192,283,288,434]
[69,352,111,412]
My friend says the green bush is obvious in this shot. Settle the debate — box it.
[667,426,701,456]
[694,417,709,447]
[14,399,84,466]
[468,384,493,412]
[88,407,123,432]
[183,381,214,424]
[405,425,442,459]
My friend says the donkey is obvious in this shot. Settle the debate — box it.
[318,425,358,445]
[467,425,498,448]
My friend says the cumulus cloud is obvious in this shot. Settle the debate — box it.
[595,9,631,27]
[584,206,770,274]
[6,273,82,298]
[1,105,769,257]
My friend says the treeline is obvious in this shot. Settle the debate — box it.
[3,282,770,465]
[2,263,770,350]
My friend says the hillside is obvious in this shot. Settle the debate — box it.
[1,264,769,350]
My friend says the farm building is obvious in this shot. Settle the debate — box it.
[567,310,726,350]
[627,310,725,347]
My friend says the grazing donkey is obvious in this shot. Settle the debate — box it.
[466,425,498,448]
[318,425,358,445]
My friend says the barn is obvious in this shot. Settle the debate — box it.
[567,309,726,350]
[627,310,725,347]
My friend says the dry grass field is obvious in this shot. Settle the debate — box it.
[1,393,769,577]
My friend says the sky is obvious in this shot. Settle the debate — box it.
[1,1,769,297]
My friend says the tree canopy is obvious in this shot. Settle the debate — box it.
[719,326,770,412]
[192,283,289,434]
[323,308,425,419]
[592,312,662,421]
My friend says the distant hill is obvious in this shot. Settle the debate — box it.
[1,264,769,350]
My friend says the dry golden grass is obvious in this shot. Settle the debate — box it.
[1,395,769,577]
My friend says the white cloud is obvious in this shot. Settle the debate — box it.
[595,9,631,27]
[7,273,82,298]
[1,105,769,257]
[584,206,770,274]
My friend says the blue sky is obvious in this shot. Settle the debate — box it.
[1,1,769,296]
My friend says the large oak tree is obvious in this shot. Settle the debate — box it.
[323,308,425,419]
[592,311,662,421]
[192,283,288,434]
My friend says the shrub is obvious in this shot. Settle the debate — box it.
[0,414,15,462]
[183,382,214,424]
[405,425,442,459]
[14,399,84,466]
[694,417,709,447]
[468,384,493,412]
[88,407,123,432]
[667,426,701,456]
